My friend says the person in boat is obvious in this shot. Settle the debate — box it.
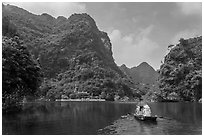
[135,98,151,117]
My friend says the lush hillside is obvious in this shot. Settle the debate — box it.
[158,37,202,102]
[3,4,134,101]
[2,36,42,112]
[120,62,159,84]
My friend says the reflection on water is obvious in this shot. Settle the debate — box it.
[149,102,202,125]
[2,102,132,135]
[2,102,202,135]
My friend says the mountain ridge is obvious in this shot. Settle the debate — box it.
[120,62,159,84]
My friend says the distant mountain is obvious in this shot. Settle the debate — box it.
[120,64,131,77]
[120,62,159,84]
[2,4,133,100]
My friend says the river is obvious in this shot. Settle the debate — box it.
[2,101,202,135]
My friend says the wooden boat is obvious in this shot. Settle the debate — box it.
[134,114,157,122]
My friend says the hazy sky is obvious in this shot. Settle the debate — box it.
[6,2,202,69]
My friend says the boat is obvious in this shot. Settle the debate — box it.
[134,114,157,122]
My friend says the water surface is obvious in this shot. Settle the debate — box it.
[2,102,202,135]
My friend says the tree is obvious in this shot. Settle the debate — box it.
[158,37,202,101]
[2,36,42,112]
[105,93,115,101]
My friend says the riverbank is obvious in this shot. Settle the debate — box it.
[30,97,202,103]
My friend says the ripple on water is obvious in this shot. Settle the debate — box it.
[98,115,202,135]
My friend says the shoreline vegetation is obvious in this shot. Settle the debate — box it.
[30,96,202,103]
[55,98,106,102]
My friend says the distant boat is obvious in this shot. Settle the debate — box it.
[134,113,157,122]
[134,104,157,122]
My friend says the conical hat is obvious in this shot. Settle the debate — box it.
[143,104,150,108]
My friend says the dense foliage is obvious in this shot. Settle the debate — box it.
[38,52,133,100]
[3,4,134,101]
[2,36,42,112]
[158,37,202,101]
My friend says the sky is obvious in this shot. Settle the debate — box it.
[5,2,202,70]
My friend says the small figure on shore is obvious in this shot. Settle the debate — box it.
[135,98,151,116]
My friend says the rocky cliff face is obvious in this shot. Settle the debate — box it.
[120,62,159,84]
[3,4,121,77]
[3,4,133,100]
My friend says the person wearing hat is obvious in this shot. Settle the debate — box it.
[135,98,151,116]
[142,104,151,116]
